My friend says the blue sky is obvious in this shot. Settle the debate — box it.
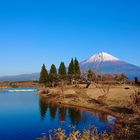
[0,0,140,76]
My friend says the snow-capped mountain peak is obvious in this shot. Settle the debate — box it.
[80,52,140,78]
[82,52,120,64]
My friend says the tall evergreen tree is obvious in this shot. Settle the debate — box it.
[68,58,74,80]
[49,64,57,87]
[74,58,81,79]
[58,62,67,80]
[39,64,48,84]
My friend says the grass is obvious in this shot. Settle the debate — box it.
[36,125,137,140]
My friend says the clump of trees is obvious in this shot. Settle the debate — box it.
[39,58,81,87]
[39,59,128,90]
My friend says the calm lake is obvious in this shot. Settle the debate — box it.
[0,88,116,140]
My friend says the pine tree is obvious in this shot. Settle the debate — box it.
[39,64,48,84]
[49,64,57,87]
[68,58,74,80]
[58,62,67,80]
[74,58,81,79]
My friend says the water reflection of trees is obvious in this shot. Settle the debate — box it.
[59,106,67,122]
[92,111,108,122]
[39,98,82,124]
[49,103,58,120]
[68,108,82,125]
[39,97,48,120]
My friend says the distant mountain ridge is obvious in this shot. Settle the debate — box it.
[0,52,140,81]
[80,52,140,79]
[0,73,40,82]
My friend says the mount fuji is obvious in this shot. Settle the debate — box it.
[80,52,140,79]
[0,52,140,81]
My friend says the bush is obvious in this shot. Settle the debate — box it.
[36,127,113,140]
[39,88,50,94]
[130,87,140,114]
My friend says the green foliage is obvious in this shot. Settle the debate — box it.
[39,64,48,84]
[74,58,81,79]
[68,58,74,79]
[58,62,67,80]
[68,58,81,81]
[49,64,57,86]
[40,58,81,86]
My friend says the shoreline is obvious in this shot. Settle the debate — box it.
[39,85,132,118]
[55,101,122,118]
[0,84,139,139]
[42,96,122,119]
[39,85,140,139]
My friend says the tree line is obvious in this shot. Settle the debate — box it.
[39,58,81,87]
[39,57,128,87]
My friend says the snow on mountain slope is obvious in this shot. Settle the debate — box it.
[80,52,140,78]
[81,52,120,64]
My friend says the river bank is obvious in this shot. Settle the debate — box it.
[39,84,140,139]
[0,81,41,88]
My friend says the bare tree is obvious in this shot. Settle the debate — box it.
[85,70,112,104]
[85,69,98,88]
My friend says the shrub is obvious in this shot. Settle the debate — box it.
[130,87,140,114]
[39,88,50,94]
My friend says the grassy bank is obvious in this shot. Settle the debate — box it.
[39,84,140,139]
